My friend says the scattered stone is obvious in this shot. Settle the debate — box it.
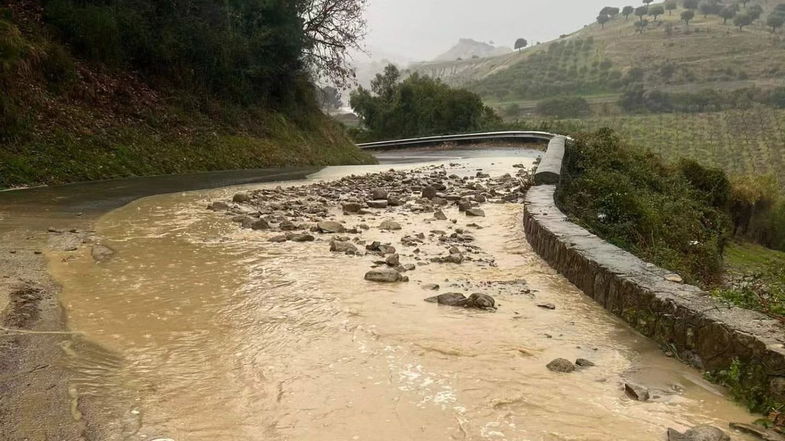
[403,263,416,271]
[364,268,408,283]
[287,233,314,242]
[330,240,358,255]
[425,293,468,307]
[251,219,270,230]
[342,202,363,213]
[379,219,402,231]
[232,192,251,203]
[91,244,116,262]
[433,210,448,221]
[207,201,230,211]
[317,221,345,233]
[466,208,485,217]
[667,425,730,441]
[269,235,288,243]
[624,383,650,401]
[422,186,437,199]
[575,358,595,367]
[466,293,495,310]
[279,220,298,231]
[546,358,576,373]
[385,254,400,266]
[367,200,389,209]
[422,283,440,291]
[537,303,556,310]
[371,189,389,200]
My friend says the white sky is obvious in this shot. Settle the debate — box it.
[363,0,623,61]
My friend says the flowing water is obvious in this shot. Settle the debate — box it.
[47,147,759,441]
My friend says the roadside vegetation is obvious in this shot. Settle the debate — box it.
[0,0,374,188]
[556,128,732,285]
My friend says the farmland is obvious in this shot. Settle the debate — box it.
[521,107,785,184]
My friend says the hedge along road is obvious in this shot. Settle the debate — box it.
[2,142,760,441]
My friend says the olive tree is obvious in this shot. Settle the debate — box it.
[635,5,649,22]
[768,13,785,32]
[597,14,611,28]
[665,1,678,15]
[649,5,665,20]
[720,6,737,24]
[514,38,528,51]
[734,13,753,30]
[623,5,635,19]
[681,9,695,25]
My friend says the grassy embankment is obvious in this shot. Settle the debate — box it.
[0,7,374,189]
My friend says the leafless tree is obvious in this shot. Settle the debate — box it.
[299,0,368,88]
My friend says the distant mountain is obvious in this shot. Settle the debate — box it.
[434,38,512,62]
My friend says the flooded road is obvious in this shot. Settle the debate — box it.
[46,147,758,440]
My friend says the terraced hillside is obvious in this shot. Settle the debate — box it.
[411,0,785,103]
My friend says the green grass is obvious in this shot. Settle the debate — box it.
[0,111,374,188]
[725,240,785,274]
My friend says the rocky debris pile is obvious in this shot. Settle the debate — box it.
[207,163,533,302]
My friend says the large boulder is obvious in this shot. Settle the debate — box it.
[342,202,363,214]
[371,189,389,200]
[232,192,251,203]
[667,425,729,441]
[317,221,345,233]
[379,219,402,231]
[91,244,116,262]
[546,358,576,373]
[330,240,358,255]
[466,293,495,309]
[425,293,468,307]
[364,268,408,283]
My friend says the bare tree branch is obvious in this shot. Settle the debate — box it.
[299,0,367,89]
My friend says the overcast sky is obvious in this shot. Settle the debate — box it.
[363,0,621,61]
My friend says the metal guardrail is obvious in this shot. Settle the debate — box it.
[357,131,569,185]
[356,131,559,150]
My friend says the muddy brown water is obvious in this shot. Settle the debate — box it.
[45,148,758,441]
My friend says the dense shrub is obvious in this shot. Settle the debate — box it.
[730,175,785,251]
[556,128,731,285]
[535,96,591,118]
[350,65,500,141]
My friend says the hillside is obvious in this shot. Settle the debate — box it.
[0,1,374,189]
[433,38,512,62]
[410,1,785,101]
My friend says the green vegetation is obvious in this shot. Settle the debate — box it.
[535,96,591,118]
[705,358,782,415]
[1,0,373,188]
[512,108,785,188]
[556,128,731,285]
[469,38,623,101]
[349,65,499,141]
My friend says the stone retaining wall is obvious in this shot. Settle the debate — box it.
[525,147,785,407]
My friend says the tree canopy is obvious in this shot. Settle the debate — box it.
[42,0,367,105]
[349,65,500,140]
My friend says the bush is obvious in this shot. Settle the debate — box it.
[535,96,591,118]
[556,128,731,285]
